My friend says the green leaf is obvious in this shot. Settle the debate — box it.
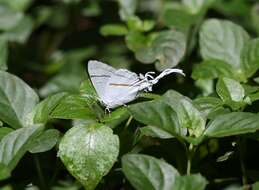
[0,37,8,71]
[140,126,174,139]
[199,19,250,78]
[0,5,23,31]
[161,5,193,31]
[136,30,186,71]
[251,3,259,34]
[58,124,119,190]
[118,0,137,21]
[194,97,224,118]
[33,92,67,124]
[3,15,34,43]
[174,174,208,190]
[163,90,205,137]
[122,154,179,190]
[0,71,39,129]
[241,38,259,78]
[127,16,155,32]
[0,125,43,171]
[216,77,245,103]
[100,24,128,36]
[0,127,13,141]
[205,112,259,137]
[0,163,10,180]
[126,32,153,52]
[50,94,97,120]
[29,129,60,153]
[182,0,214,14]
[101,107,129,128]
[192,60,236,80]
[0,0,33,11]
[128,99,182,136]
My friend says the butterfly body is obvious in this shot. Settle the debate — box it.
[88,60,184,110]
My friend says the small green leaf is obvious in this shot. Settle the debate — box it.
[192,60,236,80]
[0,71,39,129]
[33,92,67,124]
[118,0,137,21]
[126,32,152,52]
[0,37,8,71]
[0,127,13,141]
[163,90,205,137]
[128,99,181,136]
[0,5,23,31]
[58,124,119,190]
[140,126,174,139]
[182,0,214,14]
[174,174,208,190]
[29,129,60,153]
[0,0,33,11]
[127,16,155,32]
[100,24,128,36]
[216,77,245,103]
[200,19,250,78]
[0,125,43,171]
[205,112,259,137]
[50,94,97,120]
[241,38,259,78]
[136,30,186,71]
[194,97,223,118]
[122,154,179,190]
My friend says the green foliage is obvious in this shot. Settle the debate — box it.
[1,0,259,190]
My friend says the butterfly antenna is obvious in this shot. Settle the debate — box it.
[150,69,185,85]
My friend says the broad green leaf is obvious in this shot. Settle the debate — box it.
[0,37,8,71]
[182,0,214,14]
[253,181,259,190]
[216,77,245,103]
[126,32,152,52]
[58,124,119,190]
[33,92,67,124]
[50,94,97,120]
[3,15,34,43]
[192,60,236,80]
[0,5,23,31]
[0,125,43,171]
[79,79,98,100]
[194,97,223,118]
[29,129,60,153]
[0,127,13,141]
[195,79,214,96]
[0,0,33,11]
[205,112,259,137]
[140,126,174,139]
[174,174,208,190]
[136,30,186,71]
[100,24,128,36]
[0,71,39,129]
[118,0,137,21]
[128,99,181,136]
[241,38,259,78]
[122,154,179,190]
[200,19,250,78]
[163,90,206,137]
[101,107,129,128]
[0,163,10,180]
[251,3,259,34]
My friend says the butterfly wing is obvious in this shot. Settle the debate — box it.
[88,60,117,100]
[102,69,142,108]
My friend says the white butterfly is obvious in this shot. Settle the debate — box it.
[88,60,184,111]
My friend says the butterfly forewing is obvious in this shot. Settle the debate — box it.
[88,60,117,100]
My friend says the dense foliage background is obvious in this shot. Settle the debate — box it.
[1,0,259,189]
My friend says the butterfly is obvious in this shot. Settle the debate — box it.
[88,60,184,111]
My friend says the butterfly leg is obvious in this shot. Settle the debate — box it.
[105,107,111,116]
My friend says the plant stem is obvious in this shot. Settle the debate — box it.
[34,155,46,190]
[237,137,248,185]
[186,144,194,175]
